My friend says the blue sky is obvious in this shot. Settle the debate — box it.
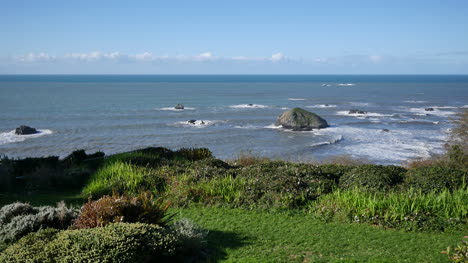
[1,0,468,74]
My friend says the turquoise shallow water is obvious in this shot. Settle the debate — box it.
[0,75,467,164]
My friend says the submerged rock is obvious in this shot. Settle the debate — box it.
[425,107,434,111]
[187,120,205,125]
[276,108,329,131]
[15,125,38,135]
[174,104,184,110]
[348,109,367,114]
[382,129,390,132]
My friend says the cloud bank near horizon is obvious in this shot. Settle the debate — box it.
[2,51,468,74]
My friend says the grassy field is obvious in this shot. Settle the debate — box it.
[0,191,463,262]
[174,206,464,262]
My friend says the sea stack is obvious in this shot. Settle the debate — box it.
[15,125,38,135]
[174,104,184,110]
[276,108,329,131]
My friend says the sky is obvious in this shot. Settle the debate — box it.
[1,0,468,74]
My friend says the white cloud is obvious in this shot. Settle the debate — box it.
[270,52,285,62]
[15,51,292,63]
[64,51,126,62]
[16,52,55,62]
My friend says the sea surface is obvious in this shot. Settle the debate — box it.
[1,75,467,164]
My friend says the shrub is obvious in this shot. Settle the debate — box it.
[236,162,336,208]
[0,223,178,263]
[72,193,172,229]
[319,164,356,182]
[443,236,468,263]
[231,151,270,166]
[164,174,249,207]
[171,218,208,256]
[174,147,213,161]
[0,202,78,247]
[339,165,406,191]
[0,163,14,192]
[61,149,105,167]
[404,166,468,193]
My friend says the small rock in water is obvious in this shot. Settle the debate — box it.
[425,107,434,111]
[348,109,367,114]
[15,125,38,135]
[325,104,329,106]
[382,129,390,132]
[188,120,197,124]
[175,104,184,110]
[248,104,254,106]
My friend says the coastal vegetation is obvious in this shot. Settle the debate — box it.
[0,110,467,262]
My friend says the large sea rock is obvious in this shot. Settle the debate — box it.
[276,108,329,131]
[15,125,38,135]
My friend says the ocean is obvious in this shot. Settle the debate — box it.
[0,75,467,165]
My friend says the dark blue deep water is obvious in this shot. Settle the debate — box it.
[1,75,467,164]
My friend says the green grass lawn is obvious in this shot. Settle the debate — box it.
[174,206,464,262]
[0,192,464,262]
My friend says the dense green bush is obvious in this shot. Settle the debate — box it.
[72,193,172,229]
[0,223,178,263]
[0,202,78,248]
[61,149,105,167]
[404,166,468,193]
[236,162,336,208]
[339,165,406,191]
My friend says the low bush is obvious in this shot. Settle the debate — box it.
[0,202,78,248]
[231,151,270,166]
[339,165,406,191]
[236,162,336,208]
[0,223,178,263]
[174,147,213,161]
[443,236,468,263]
[313,187,468,231]
[61,149,105,168]
[171,218,208,257]
[72,193,172,229]
[164,174,249,207]
[404,166,468,193]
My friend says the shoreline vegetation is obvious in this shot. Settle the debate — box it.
[0,110,467,262]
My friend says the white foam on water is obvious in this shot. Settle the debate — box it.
[171,120,223,128]
[310,135,343,147]
[264,124,283,129]
[399,120,440,125]
[306,104,337,108]
[311,126,447,162]
[321,84,332,87]
[336,111,394,117]
[234,124,263,129]
[280,107,290,110]
[337,83,356,86]
[230,104,269,109]
[407,107,456,117]
[0,129,53,145]
[288,98,307,101]
[157,107,196,111]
